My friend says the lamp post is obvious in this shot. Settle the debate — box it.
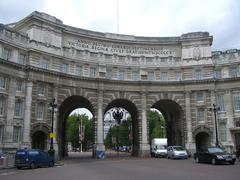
[77,116,84,153]
[113,108,123,156]
[49,98,57,156]
[209,104,220,147]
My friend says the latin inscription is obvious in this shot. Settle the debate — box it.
[67,39,175,57]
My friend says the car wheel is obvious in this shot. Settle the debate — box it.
[211,158,216,165]
[17,166,22,169]
[30,162,36,169]
[49,161,54,167]
[195,157,200,163]
[230,160,235,165]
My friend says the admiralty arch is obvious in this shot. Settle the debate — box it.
[0,11,240,158]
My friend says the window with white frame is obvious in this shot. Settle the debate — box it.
[36,102,45,120]
[147,72,155,80]
[214,69,222,79]
[16,80,23,92]
[229,67,239,78]
[18,53,26,64]
[196,92,204,102]
[219,122,227,142]
[217,94,225,111]
[75,65,82,76]
[62,63,69,73]
[37,85,45,96]
[0,125,3,142]
[160,72,168,81]
[14,99,23,117]
[0,76,6,89]
[195,69,203,80]
[233,94,240,111]
[175,71,182,81]
[197,108,205,122]
[118,70,125,80]
[13,126,21,143]
[106,69,112,79]
[0,96,4,115]
[132,71,139,81]
[2,48,11,60]
[90,67,96,78]
[41,58,48,69]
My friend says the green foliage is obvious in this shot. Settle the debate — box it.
[66,114,93,151]
[148,110,166,141]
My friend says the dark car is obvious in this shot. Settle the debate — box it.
[15,149,54,169]
[194,147,236,165]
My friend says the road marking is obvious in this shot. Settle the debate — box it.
[0,171,18,176]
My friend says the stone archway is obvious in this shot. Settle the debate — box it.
[151,99,184,146]
[32,131,48,151]
[195,132,211,150]
[58,95,94,158]
[104,99,139,156]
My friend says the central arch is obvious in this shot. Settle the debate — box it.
[151,99,185,146]
[58,95,94,158]
[104,99,139,156]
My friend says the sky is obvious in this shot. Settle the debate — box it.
[0,0,240,50]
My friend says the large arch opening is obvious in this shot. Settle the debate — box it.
[58,96,94,158]
[104,99,139,156]
[151,99,184,147]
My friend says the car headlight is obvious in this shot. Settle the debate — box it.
[216,155,224,159]
[232,154,236,159]
[26,158,29,161]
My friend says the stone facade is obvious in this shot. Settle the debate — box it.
[0,11,240,157]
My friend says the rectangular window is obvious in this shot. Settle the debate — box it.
[75,65,82,76]
[160,72,168,81]
[217,94,225,111]
[90,67,96,78]
[18,53,26,64]
[195,69,203,80]
[0,76,6,89]
[147,72,155,80]
[16,80,22,92]
[41,58,48,69]
[233,95,240,111]
[196,92,204,102]
[175,71,182,81]
[37,85,45,96]
[3,48,11,60]
[37,102,45,120]
[118,70,125,80]
[0,126,3,142]
[0,96,4,115]
[13,126,21,143]
[229,67,238,78]
[197,108,205,122]
[14,100,23,117]
[219,122,227,142]
[106,69,112,79]
[132,71,139,81]
[62,63,69,73]
[214,69,222,79]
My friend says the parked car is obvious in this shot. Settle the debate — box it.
[15,149,54,169]
[167,146,188,159]
[194,146,236,165]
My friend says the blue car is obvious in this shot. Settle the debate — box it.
[15,149,54,169]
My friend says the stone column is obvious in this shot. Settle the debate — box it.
[5,78,16,144]
[185,91,195,151]
[96,90,105,151]
[225,90,234,151]
[139,92,150,156]
[210,90,217,146]
[23,81,33,146]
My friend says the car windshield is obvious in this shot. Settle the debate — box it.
[208,147,224,153]
[173,146,184,151]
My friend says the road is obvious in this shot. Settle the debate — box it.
[0,156,239,180]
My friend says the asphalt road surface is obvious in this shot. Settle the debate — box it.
[1,156,239,180]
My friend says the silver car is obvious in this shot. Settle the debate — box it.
[167,146,188,159]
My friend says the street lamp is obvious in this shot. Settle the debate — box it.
[77,116,84,153]
[113,108,123,156]
[209,104,220,147]
[49,98,57,156]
